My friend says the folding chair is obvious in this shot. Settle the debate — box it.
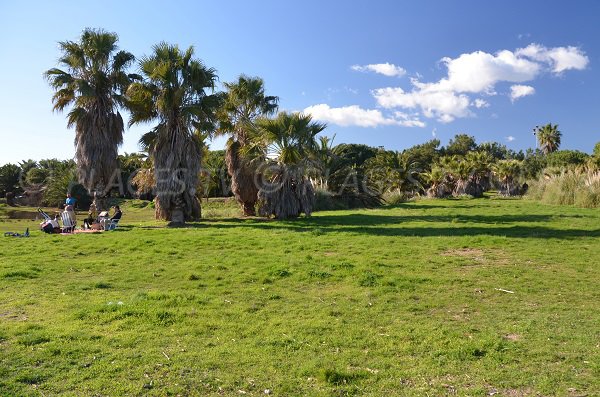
[61,211,76,233]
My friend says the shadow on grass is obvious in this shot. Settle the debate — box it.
[135,213,600,240]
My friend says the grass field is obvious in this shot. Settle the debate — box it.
[1,198,599,396]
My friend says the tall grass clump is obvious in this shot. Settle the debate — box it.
[527,169,600,208]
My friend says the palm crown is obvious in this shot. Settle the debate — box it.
[44,28,136,197]
[534,123,562,154]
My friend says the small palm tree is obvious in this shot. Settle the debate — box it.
[45,28,136,208]
[217,76,278,216]
[250,112,326,219]
[494,160,523,196]
[534,123,562,154]
[365,151,422,196]
[422,166,449,198]
[127,43,221,223]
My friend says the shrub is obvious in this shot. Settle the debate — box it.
[526,170,600,208]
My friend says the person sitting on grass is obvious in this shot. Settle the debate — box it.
[83,202,99,229]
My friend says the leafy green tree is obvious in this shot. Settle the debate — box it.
[594,142,600,158]
[217,75,279,215]
[546,150,590,169]
[534,123,562,154]
[44,28,136,208]
[522,148,547,179]
[444,134,477,156]
[127,43,221,223]
[0,164,22,197]
[402,139,441,171]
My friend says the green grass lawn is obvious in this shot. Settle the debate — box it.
[1,198,599,396]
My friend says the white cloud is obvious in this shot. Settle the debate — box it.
[516,44,589,73]
[303,104,424,128]
[473,99,489,108]
[510,84,535,101]
[506,136,516,142]
[372,86,471,123]
[351,62,406,77]
[369,43,588,123]
[430,50,541,94]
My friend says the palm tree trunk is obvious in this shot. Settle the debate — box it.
[153,125,202,224]
[226,141,258,216]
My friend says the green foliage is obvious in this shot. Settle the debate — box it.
[25,167,50,185]
[200,150,230,197]
[45,28,136,194]
[521,148,547,179]
[128,42,221,221]
[443,133,477,156]
[477,141,522,161]
[41,160,91,208]
[593,142,600,158]
[365,150,422,196]
[533,123,562,154]
[0,164,22,197]
[546,150,589,168]
[527,170,600,208]
[401,139,441,171]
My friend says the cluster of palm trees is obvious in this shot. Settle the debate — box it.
[46,29,326,222]
[44,29,587,221]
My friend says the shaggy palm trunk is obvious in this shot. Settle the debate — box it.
[499,177,520,196]
[152,123,201,224]
[75,105,124,211]
[427,183,447,198]
[226,141,259,216]
[257,167,315,219]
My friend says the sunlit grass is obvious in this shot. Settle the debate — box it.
[1,198,599,396]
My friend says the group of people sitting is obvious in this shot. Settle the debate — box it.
[83,202,122,230]
[39,193,122,233]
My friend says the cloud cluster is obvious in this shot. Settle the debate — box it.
[351,62,406,77]
[372,44,588,123]
[305,44,588,128]
[303,104,424,128]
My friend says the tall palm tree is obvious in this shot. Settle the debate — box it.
[45,28,136,209]
[534,123,562,154]
[127,43,221,223]
[217,76,278,216]
[250,112,325,219]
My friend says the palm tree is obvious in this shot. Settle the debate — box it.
[45,28,136,209]
[494,160,523,196]
[216,76,278,216]
[365,151,422,197]
[422,166,449,198]
[127,43,221,223]
[534,123,562,154]
[250,112,326,219]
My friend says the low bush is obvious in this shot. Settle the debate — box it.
[527,170,600,208]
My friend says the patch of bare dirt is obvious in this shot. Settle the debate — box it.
[503,333,522,341]
[441,248,485,257]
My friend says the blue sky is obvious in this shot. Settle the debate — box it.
[0,0,598,165]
